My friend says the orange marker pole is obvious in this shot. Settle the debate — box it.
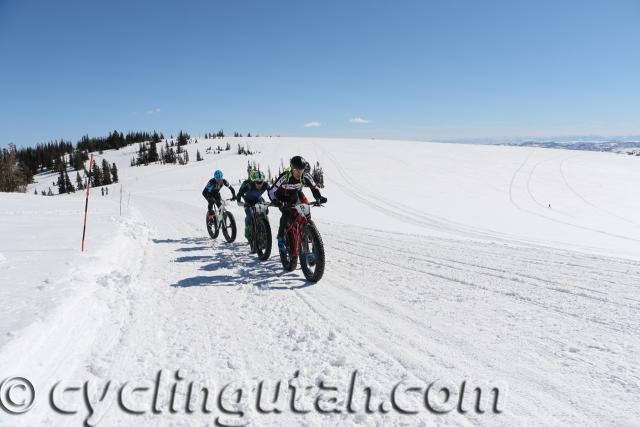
[81,154,94,252]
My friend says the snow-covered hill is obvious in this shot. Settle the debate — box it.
[1,137,639,426]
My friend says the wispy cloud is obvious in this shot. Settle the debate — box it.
[146,108,161,115]
[349,116,371,124]
[304,121,321,127]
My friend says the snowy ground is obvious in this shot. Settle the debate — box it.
[1,137,639,426]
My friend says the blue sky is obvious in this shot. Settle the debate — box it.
[1,0,639,147]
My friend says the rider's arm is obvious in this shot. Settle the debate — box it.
[236,181,247,203]
[268,172,287,202]
[303,172,323,200]
[223,179,237,199]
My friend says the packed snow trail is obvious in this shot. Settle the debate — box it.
[2,137,639,426]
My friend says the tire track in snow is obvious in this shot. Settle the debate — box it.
[505,150,640,243]
[327,232,639,311]
[559,156,640,228]
[327,238,637,335]
[321,146,517,244]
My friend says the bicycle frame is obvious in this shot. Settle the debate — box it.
[212,200,230,223]
[249,203,269,235]
[286,204,312,258]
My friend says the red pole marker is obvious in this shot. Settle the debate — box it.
[81,154,94,252]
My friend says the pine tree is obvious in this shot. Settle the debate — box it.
[91,160,102,186]
[152,131,161,144]
[76,172,84,190]
[53,157,62,174]
[64,170,74,193]
[72,151,84,170]
[47,187,53,196]
[57,168,67,194]
[149,141,159,163]
[164,147,176,164]
[177,131,189,146]
[312,161,325,187]
[111,163,119,183]
[136,142,147,165]
[196,149,203,161]
[34,188,38,195]
[102,159,112,185]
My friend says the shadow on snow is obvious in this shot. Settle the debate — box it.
[154,235,314,290]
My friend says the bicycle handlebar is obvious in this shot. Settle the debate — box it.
[278,201,324,208]
[235,200,325,208]
[235,201,272,208]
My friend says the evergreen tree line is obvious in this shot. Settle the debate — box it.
[3,128,264,193]
[203,130,259,139]
[247,160,324,188]
[55,159,118,195]
[236,143,257,156]
[3,130,161,192]
[204,130,225,139]
[132,131,194,167]
[77,130,164,153]
[15,139,75,177]
[204,142,231,155]
[132,140,194,166]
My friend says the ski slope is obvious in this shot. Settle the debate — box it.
[1,137,639,426]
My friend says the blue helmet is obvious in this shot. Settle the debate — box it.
[213,170,224,180]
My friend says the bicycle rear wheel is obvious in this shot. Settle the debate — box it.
[206,211,219,239]
[255,217,272,261]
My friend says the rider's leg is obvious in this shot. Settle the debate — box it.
[277,208,291,251]
[207,193,221,226]
[207,199,215,225]
[244,206,253,239]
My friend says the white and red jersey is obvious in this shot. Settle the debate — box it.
[268,169,321,204]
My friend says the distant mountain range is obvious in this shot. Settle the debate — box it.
[441,135,640,156]
[502,139,640,156]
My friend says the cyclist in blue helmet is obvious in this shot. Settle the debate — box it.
[203,169,236,225]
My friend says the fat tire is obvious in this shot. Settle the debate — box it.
[206,212,219,239]
[256,217,272,261]
[299,222,325,282]
[222,211,237,242]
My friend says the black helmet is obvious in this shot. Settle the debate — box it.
[290,155,309,171]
